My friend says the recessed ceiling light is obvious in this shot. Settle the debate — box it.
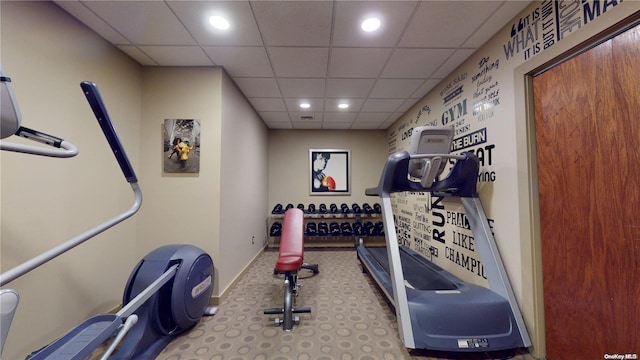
[209,16,230,30]
[361,17,381,32]
[338,103,349,109]
[299,103,311,109]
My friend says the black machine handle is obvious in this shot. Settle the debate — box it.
[80,81,138,183]
[16,126,64,148]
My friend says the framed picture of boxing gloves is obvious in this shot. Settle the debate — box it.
[309,149,350,195]
[163,119,201,173]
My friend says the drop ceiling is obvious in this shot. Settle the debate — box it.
[54,1,531,130]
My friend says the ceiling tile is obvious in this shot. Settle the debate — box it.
[284,98,324,113]
[233,78,281,98]
[411,79,441,99]
[323,112,358,123]
[431,48,477,79]
[381,48,454,78]
[384,113,405,126]
[268,47,329,78]
[323,98,365,112]
[361,99,405,113]
[203,46,273,77]
[399,1,502,48]
[258,111,291,123]
[138,46,214,66]
[463,1,532,47]
[81,1,195,45]
[265,121,294,129]
[289,111,323,122]
[355,112,392,123]
[369,79,424,99]
[249,98,286,112]
[332,1,418,47]
[323,122,353,130]
[54,0,535,130]
[167,1,263,46]
[293,121,323,129]
[278,78,325,98]
[56,1,130,44]
[351,122,385,130]
[291,110,323,128]
[251,1,333,46]
[395,99,419,114]
[118,46,157,66]
[328,48,392,78]
[325,79,376,99]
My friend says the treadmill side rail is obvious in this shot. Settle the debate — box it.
[379,195,415,348]
[461,197,532,347]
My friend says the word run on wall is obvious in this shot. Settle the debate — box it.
[387,52,502,284]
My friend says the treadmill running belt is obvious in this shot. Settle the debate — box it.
[367,247,456,291]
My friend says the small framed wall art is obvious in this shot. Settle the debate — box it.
[163,119,200,173]
[309,149,350,195]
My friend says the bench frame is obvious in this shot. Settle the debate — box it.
[264,209,318,331]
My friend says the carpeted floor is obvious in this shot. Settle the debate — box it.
[156,249,535,360]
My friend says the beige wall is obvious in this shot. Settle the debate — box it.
[137,66,223,293]
[1,3,270,358]
[268,130,388,209]
[1,2,142,358]
[219,72,269,293]
[137,66,271,298]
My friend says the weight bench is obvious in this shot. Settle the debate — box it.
[264,208,318,331]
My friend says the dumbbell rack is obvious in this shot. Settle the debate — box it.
[267,203,385,248]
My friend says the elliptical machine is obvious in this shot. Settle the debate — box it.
[0,68,215,359]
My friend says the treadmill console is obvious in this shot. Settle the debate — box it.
[407,126,454,188]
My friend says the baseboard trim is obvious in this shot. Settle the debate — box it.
[209,246,267,306]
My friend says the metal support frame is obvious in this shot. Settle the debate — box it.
[361,132,532,351]
[461,197,532,347]
[263,271,312,332]
[379,194,415,348]
[373,166,531,350]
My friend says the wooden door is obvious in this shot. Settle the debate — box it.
[533,24,640,359]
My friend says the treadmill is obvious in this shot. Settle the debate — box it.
[356,126,531,352]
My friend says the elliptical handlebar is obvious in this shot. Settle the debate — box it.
[0,126,79,158]
[0,68,79,158]
[81,81,138,183]
[0,81,142,287]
